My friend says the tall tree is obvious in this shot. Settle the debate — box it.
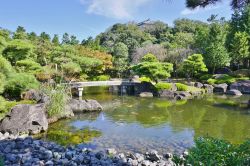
[40,32,51,41]
[62,33,70,45]
[70,35,79,45]
[28,32,38,42]
[230,31,249,68]
[13,26,27,40]
[204,22,230,73]
[52,34,60,46]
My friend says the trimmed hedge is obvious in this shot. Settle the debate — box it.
[175,83,188,91]
[155,82,172,91]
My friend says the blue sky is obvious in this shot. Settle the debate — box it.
[0,0,232,41]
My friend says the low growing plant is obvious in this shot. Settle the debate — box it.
[174,137,250,166]
[155,82,172,91]
[175,83,188,91]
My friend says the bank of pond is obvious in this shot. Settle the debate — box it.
[0,82,250,165]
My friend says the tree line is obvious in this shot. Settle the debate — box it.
[0,5,249,98]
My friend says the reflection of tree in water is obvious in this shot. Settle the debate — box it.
[41,120,102,146]
[105,96,250,144]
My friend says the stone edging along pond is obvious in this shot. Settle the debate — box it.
[0,80,249,165]
[0,136,184,166]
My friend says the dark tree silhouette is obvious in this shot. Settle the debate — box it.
[186,0,250,9]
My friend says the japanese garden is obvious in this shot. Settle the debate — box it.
[0,0,250,165]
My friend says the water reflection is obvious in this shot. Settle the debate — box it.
[41,118,102,146]
[42,88,250,154]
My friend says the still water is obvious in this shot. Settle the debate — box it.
[42,87,250,154]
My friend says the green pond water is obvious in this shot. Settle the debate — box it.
[41,87,250,154]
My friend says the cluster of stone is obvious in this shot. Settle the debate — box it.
[0,137,180,166]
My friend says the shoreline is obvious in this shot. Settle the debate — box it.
[0,136,181,166]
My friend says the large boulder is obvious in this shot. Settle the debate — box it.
[0,104,48,135]
[139,92,153,97]
[158,90,175,99]
[230,80,250,94]
[21,89,42,101]
[21,89,49,104]
[194,82,203,88]
[69,99,103,113]
[175,91,191,98]
[215,67,232,74]
[225,89,242,96]
[203,84,214,93]
[213,83,228,93]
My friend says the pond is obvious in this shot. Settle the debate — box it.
[41,87,250,155]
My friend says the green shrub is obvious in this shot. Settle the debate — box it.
[62,62,82,77]
[0,96,36,119]
[16,59,42,74]
[0,73,6,94]
[174,137,250,166]
[4,73,39,99]
[237,77,249,81]
[207,78,216,85]
[93,75,110,81]
[139,76,152,83]
[41,85,71,118]
[206,74,239,85]
[155,82,172,91]
[0,55,13,76]
[199,74,213,81]
[215,74,236,84]
[233,69,250,77]
[175,83,188,91]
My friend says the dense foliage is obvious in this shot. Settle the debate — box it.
[0,4,249,101]
[132,54,173,82]
[174,137,250,165]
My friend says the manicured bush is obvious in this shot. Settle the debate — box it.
[132,54,173,82]
[155,82,172,91]
[207,78,216,85]
[16,59,42,74]
[182,54,208,78]
[175,83,188,91]
[141,53,158,62]
[62,62,82,77]
[174,137,250,166]
[215,74,236,84]
[4,73,39,99]
[206,74,241,85]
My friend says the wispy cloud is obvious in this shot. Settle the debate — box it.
[80,0,151,19]
[181,5,220,15]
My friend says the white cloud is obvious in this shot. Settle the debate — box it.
[80,0,151,19]
[181,5,220,15]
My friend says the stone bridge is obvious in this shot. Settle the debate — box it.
[67,80,139,97]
